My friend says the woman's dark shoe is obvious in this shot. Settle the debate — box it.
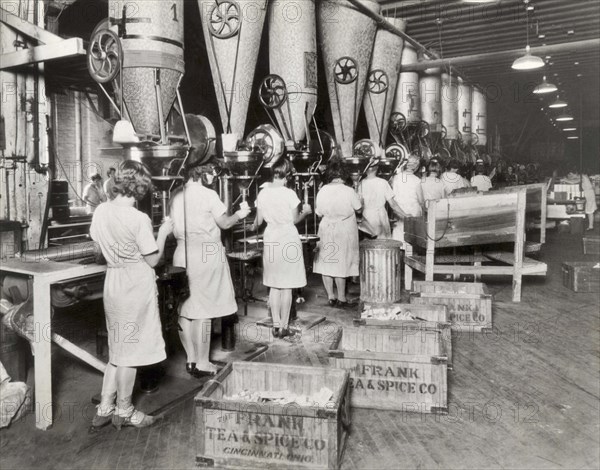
[272,327,280,338]
[190,368,217,379]
[337,300,357,309]
[90,410,113,432]
[279,328,290,339]
[186,362,196,375]
[328,299,338,307]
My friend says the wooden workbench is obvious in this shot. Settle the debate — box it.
[0,258,107,430]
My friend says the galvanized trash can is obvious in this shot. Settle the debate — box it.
[359,239,404,304]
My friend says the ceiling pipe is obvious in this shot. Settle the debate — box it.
[400,39,600,71]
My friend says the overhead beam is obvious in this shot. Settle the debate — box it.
[0,6,62,44]
[400,39,600,72]
[0,37,85,70]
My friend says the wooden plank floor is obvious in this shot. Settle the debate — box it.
[1,229,598,469]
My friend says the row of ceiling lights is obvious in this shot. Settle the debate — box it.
[506,0,578,134]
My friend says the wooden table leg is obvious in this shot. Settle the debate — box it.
[32,279,53,430]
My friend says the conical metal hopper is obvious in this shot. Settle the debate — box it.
[458,77,473,144]
[441,73,459,140]
[109,0,185,137]
[199,0,268,136]
[269,0,318,146]
[363,17,406,148]
[471,87,487,146]
[419,59,442,132]
[317,0,380,158]
[392,44,421,123]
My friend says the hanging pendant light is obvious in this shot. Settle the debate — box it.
[549,96,568,108]
[562,127,577,132]
[533,76,557,94]
[555,112,574,122]
[512,1,545,70]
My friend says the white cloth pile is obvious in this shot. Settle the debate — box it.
[361,305,415,321]
[224,386,334,407]
[0,361,30,428]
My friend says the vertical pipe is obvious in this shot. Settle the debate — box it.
[74,91,83,195]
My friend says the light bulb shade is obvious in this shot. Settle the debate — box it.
[555,113,574,122]
[567,136,579,140]
[562,128,577,131]
[533,76,557,94]
[512,46,545,70]
[549,98,568,108]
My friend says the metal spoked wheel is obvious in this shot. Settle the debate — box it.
[334,57,358,84]
[440,124,448,139]
[418,121,430,138]
[208,0,241,39]
[367,69,388,94]
[470,132,480,145]
[353,139,377,159]
[385,143,408,161]
[389,112,407,135]
[88,25,122,84]
[258,74,288,109]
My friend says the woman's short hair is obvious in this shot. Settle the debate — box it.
[400,154,420,173]
[475,163,486,175]
[324,158,349,183]
[271,157,294,180]
[110,160,153,200]
[186,162,217,185]
[427,158,442,176]
[90,173,102,182]
[447,159,461,171]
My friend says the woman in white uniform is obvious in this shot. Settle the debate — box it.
[391,154,424,247]
[421,158,445,205]
[253,158,312,338]
[357,162,407,239]
[441,159,470,197]
[313,160,362,308]
[90,160,173,430]
[561,167,598,231]
[170,163,250,377]
[471,159,493,192]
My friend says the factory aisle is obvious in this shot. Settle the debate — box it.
[0,229,598,469]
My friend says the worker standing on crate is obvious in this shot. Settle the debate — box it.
[170,163,251,377]
[90,161,173,430]
[252,158,313,338]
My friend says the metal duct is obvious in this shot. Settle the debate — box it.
[199,0,268,137]
[362,17,406,149]
[317,0,380,158]
[419,62,442,132]
[441,72,459,140]
[471,87,487,146]
[392,44,421,124]
[109,0,185,136]
[457,77,473,144]
[269,0,318,146]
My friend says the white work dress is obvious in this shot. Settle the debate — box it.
[257,185,307,289]
[421,175,445,204]
[471,174,493,192]
[90,202,166,367]
[170,182,238,319]
[441,171,468,197]
[313,182,362,277]
[357,177,394,239]
[391,172,424,246]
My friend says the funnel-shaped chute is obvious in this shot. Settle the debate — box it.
[441,73,459,140]
[199,0,267,136]
[363,17,406,149]
[108,0,185,136]
[458,77,473,144]
[471,87,487,146]
[318,0,380,158]
[392,44,420,124]
[269,0,317,146]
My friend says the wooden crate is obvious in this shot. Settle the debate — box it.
[328,327,448,414]
[562,262,600,293]
[583,236,600,255]
[353,317,453,370]
[195,362,350,470]
[360,302,448,322]
[410,281,492,332]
